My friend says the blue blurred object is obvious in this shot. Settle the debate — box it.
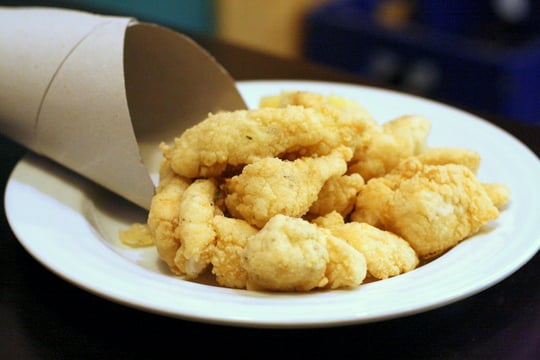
[304,0,540,124]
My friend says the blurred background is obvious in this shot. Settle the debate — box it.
[2,0,539,124]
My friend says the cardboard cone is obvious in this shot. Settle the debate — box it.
[0,7,246,209]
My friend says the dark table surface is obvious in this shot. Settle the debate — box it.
[1,34,539,360]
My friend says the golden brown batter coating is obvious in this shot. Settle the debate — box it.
[174,178,220,278]
[331,222,419,279]
[224,146,352,228]
[147,173,190,274]
[348,115,432,180]
[308,173,364,218]
[352,158,500,258]
[163,105,364,178]
[243,215,330,292]
[211,215,258,289]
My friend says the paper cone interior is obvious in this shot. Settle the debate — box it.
[0,7,246,210]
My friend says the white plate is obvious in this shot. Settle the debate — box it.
[5,80,540,328]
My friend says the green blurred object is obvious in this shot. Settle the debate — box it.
[0,0,216,35]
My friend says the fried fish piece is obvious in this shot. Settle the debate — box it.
[163,105,364,178]
[225,146,352,228]
[415,147,481,173]
[416,147,510,209]
[147,172,190,274]
[352,158,500,258]
[174,178,220,278]
[308,173,364,218]
[243,215,330,291]
[313,211,418,279]
[324,233,367,289]
[311,210,346,229]
[348,115,431,180]
[243,214,366,291]
[330,222,419,280]
[482,183,511,209]
[260,90,377,133]
[211,215,258,289]
[348,178,393,228]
